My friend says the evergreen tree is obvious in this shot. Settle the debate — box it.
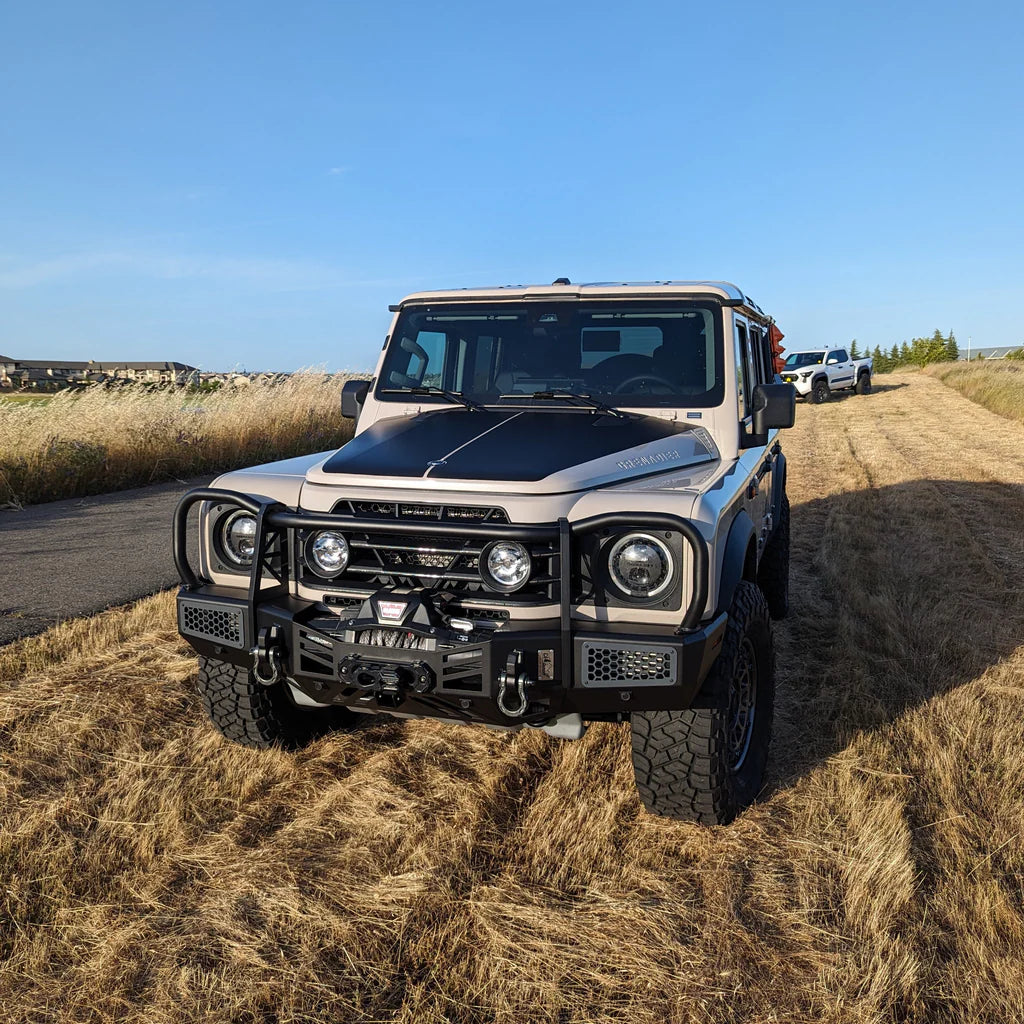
[850,339,860,359]
[944,330,959,361]
[890,343,901,364]
[900,341,911,364]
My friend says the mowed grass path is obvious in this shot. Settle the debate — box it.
[2,374,1023,1022]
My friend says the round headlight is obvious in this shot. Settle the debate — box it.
[608,533,674,599]
[483,540,532,591]
[309,531,350,576]
[220,510,257,567]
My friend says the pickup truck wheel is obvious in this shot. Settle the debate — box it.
[810,379,830,404]
[631,581,774,824]
[757,494,790,620]
[196,656,356,749]
[855,372,872,395]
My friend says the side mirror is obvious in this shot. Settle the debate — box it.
[341,379,369,419]
[744,382,796,447]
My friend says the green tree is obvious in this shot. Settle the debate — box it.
[900,341,911,364]
[944,330,959,361]
[850,339,860,359]
[890,343,901,364]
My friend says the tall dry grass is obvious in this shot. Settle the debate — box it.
[1,372,1023,1021]
[924,359,1024,424]
[0,373,362,506]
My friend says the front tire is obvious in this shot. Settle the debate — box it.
[810,378,830,404]
[631,581,775,824]
[196,656,356,749]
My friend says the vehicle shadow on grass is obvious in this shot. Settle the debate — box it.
[767,478,1024,787]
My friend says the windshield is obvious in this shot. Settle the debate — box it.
[784,351,825,368]
[376,302,724,407]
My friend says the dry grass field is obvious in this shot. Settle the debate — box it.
[923,359,1024,425]
[2,373,1023,1022]
[0,374,359,507]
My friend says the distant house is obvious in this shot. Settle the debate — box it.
[1,358,199,389]
[965,345,1023,360]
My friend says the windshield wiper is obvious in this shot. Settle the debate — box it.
[380,386,482,411]
[503,389,628,419]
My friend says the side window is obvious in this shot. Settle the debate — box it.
[828,348,848,364]
[749,326,769,384]
[757,327,777,381]
[735,322,751,416]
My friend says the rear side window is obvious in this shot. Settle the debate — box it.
[735,322,751,416]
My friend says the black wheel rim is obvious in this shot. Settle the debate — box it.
[727,637,758,771]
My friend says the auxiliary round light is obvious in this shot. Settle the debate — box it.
[309,531,350,576]
[483,540,532,591]
[607,533,674,599]
[220,510,257,567]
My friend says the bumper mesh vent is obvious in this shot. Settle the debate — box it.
[179,601,245,649]
[580,641,677,687]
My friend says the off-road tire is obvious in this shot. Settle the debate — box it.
[196,656,356,749]
[631,581,774,825]
[855,372,871,395]
[757,493,790,620]
[810,378,830,404]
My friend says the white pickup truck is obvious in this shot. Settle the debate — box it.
[779,346,872,403]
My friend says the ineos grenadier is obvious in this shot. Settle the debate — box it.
[174,280,796,823]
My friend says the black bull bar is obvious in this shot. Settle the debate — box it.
[173,488,710,688]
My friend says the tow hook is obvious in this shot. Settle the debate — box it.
[497,650,534,718]
[252,625,284,686]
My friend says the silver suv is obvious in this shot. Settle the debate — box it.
[174,280,796,823]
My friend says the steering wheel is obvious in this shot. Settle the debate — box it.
[613,373,677,395]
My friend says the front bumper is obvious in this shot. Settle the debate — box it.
[780,373,812,396]
[173,487,721,727]
[177,585,727,726]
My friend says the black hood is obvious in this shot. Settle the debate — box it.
[320,409,692,482]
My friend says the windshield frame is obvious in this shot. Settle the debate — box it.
[374,299,726,410]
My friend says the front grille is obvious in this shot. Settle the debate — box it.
[308,501,557,604]
[580,641,677,687]
[179,600,245,649]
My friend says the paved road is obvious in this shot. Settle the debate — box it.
[0,477,207,645]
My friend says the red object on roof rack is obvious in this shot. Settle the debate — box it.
[768,323,786,375]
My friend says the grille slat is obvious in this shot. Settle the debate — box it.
[336,499,509,525]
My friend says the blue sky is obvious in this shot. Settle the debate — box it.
[2,0,1022,371]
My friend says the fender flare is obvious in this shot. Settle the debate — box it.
[811,373,829,387]
[769,451,787,523]
[715,509,757,617]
